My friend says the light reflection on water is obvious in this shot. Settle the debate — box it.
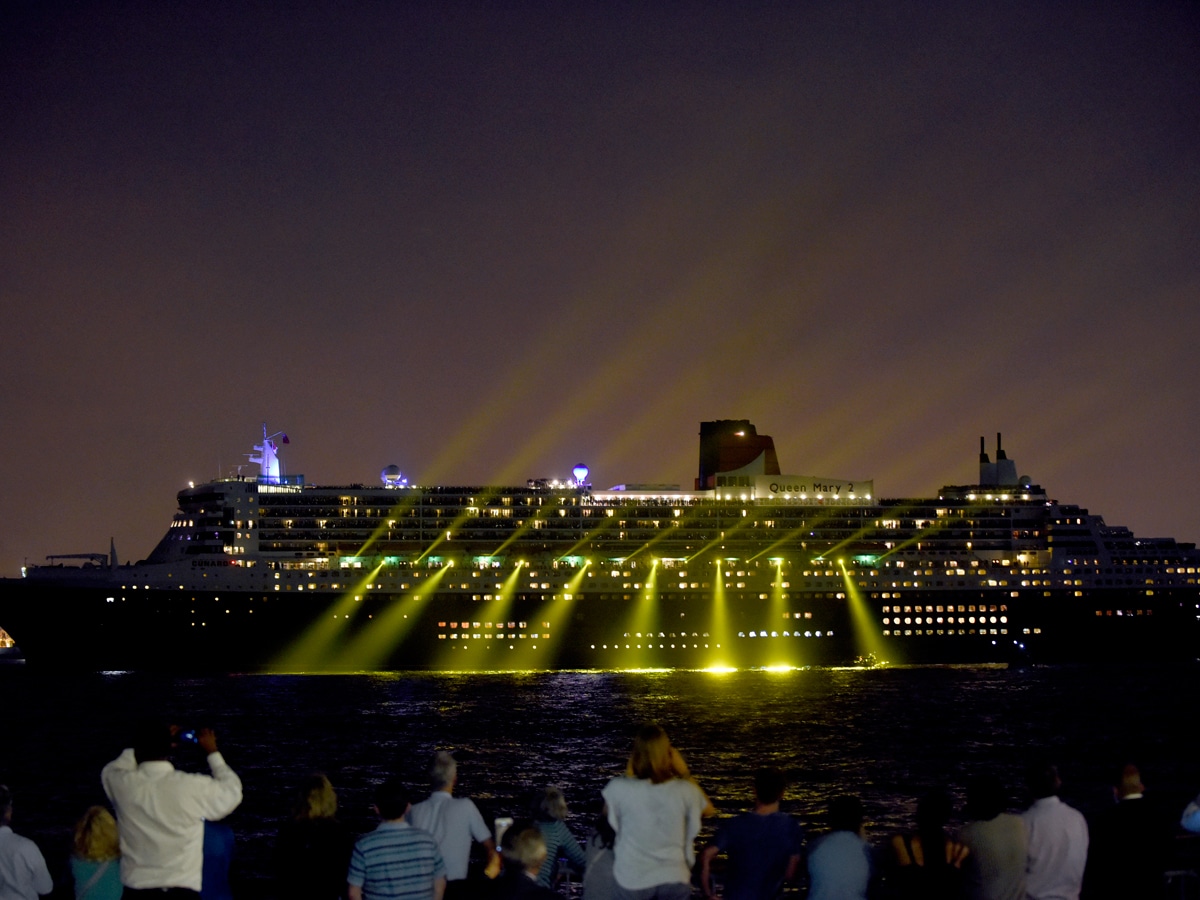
[5,664,1200,895]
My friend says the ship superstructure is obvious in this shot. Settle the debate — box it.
[3,421,1198,670]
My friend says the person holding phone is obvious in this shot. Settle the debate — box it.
[101,722,243,899]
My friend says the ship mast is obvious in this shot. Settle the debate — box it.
[248,423,288,483]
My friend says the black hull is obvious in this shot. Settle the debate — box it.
[1,578,1196,672]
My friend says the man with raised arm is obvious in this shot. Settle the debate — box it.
[101,722,243,898]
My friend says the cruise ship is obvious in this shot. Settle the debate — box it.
[2,420,1199,671]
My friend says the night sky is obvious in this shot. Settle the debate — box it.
[2,2,1198,572]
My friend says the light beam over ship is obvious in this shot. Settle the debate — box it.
[332,562,453,670]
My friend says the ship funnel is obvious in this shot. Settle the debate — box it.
[696,420,780,490]
[979,436,997,485]
[995,433,1017,486]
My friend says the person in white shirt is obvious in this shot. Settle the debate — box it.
[101,722,243,899]
[602,724,714,900]
[1021,762,1088,900]
[0,785,53,900]
[407,751,497,899]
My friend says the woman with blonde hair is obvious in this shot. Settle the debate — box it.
[601,724,714,900]
[70,806,122,900]
[274,773,354,900]
[531,786,587,888]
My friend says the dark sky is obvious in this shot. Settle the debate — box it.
[2,1,1198,571]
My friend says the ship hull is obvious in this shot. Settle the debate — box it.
[2,577,1195,672]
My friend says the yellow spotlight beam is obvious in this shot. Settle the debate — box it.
[821,499,942,562]
[769,558,795,663]
[746,505,863,562]
[685,511,761,564]
[706,558,730,669]
[620,560,660,652]
[839,559,888,663]
[334,562,453,670]
[434,561,525,669]
[489,502,561,557]
[869,499,993,564]
[269,562,385,672]
[619,510,701,563]
[558,512,621,560]
[351,492,424,559]
[355,484,518,564]
[530,560,591,669]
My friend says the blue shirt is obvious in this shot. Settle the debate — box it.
[712,811,803,900]
[349,821,446,900]
[807,830,872,900]
[201,821,234,900]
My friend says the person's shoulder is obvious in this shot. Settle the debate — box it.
[808,830,843,852]
[1,829,39,851]
[767,810,803,832]
[408,795,437,817]
[406,824,442,849]
[1023,797,1052,819]
[538,817,567,836]
[663,776,705,799]
[601,776,636,798]
[1062,799,1087,821]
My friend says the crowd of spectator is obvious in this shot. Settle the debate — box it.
[3,722,1200,899]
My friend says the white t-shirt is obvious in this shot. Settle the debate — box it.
[407,791,491,881]
[1022,796,1088,900]
[602,776,706,891]
[101,749,243,891]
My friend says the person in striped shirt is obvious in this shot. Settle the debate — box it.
[349,780,446,900]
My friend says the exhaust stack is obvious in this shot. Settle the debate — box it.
[979,434,1018,486]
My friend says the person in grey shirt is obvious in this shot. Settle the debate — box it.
[959,775,1027,900]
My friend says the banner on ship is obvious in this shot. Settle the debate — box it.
[713,473,874,502]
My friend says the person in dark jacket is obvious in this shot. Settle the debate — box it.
[1083,764,1173,900]
[274,774,355,900]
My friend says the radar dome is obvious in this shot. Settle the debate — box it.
[381,464,405,486]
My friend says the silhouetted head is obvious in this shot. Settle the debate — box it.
[828,795,864,833]
[535,786,568,822]
[1026,762,1062,800]
[0,785,12,825]
[430,751,457,791]
[501,820,548,874]
[754,769,788,806]
[132,720,173,763]
[292,773,338,820]
[916,788,953,832]
[965,775,1008,821]
[374,778,411,821]
[1116,764,1144,799]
